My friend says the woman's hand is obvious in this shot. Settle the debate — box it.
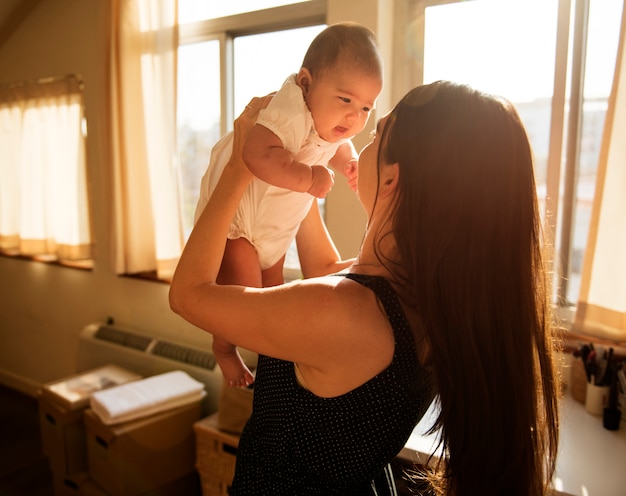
[228,95,273,176]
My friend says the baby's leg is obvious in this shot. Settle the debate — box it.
[214,238,260,387]
[217,237,262,287]
[261,254,286,287]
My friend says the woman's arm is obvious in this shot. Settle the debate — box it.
[296,200,356,278]
[170,99,266,318]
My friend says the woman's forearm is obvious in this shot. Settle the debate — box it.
[170,98,266,313]
[169,162,252,312]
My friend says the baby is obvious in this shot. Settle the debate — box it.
[194,22,383,386]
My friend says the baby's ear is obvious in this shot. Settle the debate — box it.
[296,68,312,94]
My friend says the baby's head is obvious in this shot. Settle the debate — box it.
[297,22,383,143]
[301,22,383,82]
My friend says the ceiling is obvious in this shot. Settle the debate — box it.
[0,0,41,49]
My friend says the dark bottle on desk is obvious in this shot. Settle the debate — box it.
[603,361,621,431]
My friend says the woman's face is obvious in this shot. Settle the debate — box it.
[357,112,391,213]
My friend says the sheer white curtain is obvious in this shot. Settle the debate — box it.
[110,0,182,279]
[0,76,91,262]
[573,3,626,343]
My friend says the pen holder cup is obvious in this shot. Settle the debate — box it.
[585,383,610,416]
[570,358,587,404]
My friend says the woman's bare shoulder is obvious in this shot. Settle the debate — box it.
[286,273,382,319]
[287,274,396,396]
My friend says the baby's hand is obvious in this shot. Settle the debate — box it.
[307,165,335,198]
[343,159,358,192]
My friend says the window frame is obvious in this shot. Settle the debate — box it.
[178,0,326,138]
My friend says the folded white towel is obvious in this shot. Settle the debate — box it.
[90,370,205,425]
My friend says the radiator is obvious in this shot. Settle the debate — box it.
[77,322,222,415]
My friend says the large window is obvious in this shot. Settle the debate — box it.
[177,1,325,272]
[177,40,221,236]
[406,0,623,308]
[0,75,91,267]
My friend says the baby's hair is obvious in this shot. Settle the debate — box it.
[301,22,383,79]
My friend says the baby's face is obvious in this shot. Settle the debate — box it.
[302,66,382,143]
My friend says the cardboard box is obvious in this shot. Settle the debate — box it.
[80,477,110,496]
[41,364,142,411]
[85,402,201,495]
[39,395,89,477]
[54,473,200,496]
[52,471,91,496]
[38,364,142,488]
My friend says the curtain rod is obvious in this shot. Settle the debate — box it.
[0,73,84,91]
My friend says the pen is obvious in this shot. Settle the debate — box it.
[595,348,612,386]
[586,349,597,383]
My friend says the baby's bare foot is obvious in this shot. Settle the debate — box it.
[215,348,255,387]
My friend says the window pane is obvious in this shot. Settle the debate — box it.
[0,77,91,265]
[423,0,560,290]
[177,41,221,237]
[233,25,326,116]
[180,0,314,23]
[424,0,558,202]
[569,0,623,302]
[421,0,623,306]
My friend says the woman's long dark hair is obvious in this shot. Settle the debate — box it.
[377,81,560,495]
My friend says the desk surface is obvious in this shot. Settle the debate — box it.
[401,391,626,496]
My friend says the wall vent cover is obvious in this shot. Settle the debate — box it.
[152,340,216,370]
[94,325,152,351]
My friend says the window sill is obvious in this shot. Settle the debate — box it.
[555,305,626,355]
[121,271,170,284]
[0,251,93,270]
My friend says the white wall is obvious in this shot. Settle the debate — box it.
[0,0,396,396]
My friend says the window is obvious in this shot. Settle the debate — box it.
[0,75,92,267]
[179,0,315,22]
[405,0,623,309]
[177,1,326,273]
[177,40,221,237]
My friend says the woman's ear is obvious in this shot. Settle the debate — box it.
[296,68,312,95]
[379,163,399,199]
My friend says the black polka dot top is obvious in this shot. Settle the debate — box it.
[230,273,435,495]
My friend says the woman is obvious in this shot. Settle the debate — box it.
[170,81,560,495]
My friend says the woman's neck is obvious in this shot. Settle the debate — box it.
[351,224,395,279]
